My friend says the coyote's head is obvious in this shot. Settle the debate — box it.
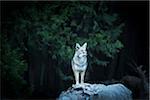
[73,43,87,64]
[75,43,87,57]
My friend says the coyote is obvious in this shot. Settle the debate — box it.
[72,43,88,85]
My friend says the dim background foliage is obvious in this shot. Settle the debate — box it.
[1,1,148,99]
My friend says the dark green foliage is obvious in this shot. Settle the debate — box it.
[2,1,124,97]
[1,36,30,98]
[7,2,123,66]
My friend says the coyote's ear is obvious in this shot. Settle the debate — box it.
[82,42,87,50]
[76,43,80,50]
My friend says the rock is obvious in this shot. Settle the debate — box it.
[58,83,132,100]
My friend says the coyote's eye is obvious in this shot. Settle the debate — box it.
[82,50,86,53]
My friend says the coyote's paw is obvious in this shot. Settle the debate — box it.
[72,84,81,88]
[72,83,86,88]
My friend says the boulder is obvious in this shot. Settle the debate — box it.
[58,83,132,100]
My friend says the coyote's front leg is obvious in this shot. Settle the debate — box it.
[81,71,85,84]
[74,71,79,85]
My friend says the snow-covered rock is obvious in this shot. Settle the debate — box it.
[58,83,132,100]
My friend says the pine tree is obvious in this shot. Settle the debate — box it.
[2,1,124,95]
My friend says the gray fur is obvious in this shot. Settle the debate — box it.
[72,43,88,84]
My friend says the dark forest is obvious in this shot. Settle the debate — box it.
[1,1,149,99]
